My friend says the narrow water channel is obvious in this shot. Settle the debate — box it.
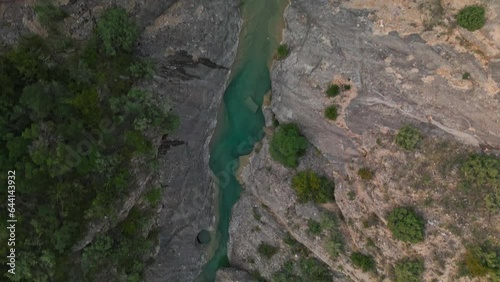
[198,0,288,281]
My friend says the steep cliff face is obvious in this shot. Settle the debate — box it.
[1,0,241,281]
[227,0,500,281]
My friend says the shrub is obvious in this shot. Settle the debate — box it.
[307,219,322,235]
[358,167,373,180]
[275,44,289,60]
[462,72,471,80]
[324,105,338,121]
[257,242,279,259]
[461,154,500,187]
[462,243,500,279]
[387,207,425,243]
[456,5,486,31]
[96,8,139,56]
[269,123,309,168]
[351,252,376,272]
[299,257,333,281]
[394,258,424,282]
[395,124,422,150]
[292,170,334,203]
[326,84,340,97]
[342,84,351,91]
[34,3,67,29]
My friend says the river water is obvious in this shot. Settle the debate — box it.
[198,0,288,281]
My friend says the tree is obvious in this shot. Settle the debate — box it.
[269,123,309,168]
[387,207,425,243]
[292,170,334,203]
[96,8,138,56]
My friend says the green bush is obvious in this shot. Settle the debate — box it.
[324,105,338,121]
[456,5,486,31]
[358,167,373,180]
[96,8,139,56]
[34,3,68,29]
[292,170,334,204]
[257,242,279,259]
[394,258,424,282]
[461,154,499,187]
[342,84,351,91]
[396,124,422,150]
[462,243,500,279]
[387,207,425,243]
[269,123,309,168]
[299,257,333,281]
[351,252,376,272]
[275,44,289,60]
[307,219,322,235]
[326,84,340,97]
[462,72,471,80]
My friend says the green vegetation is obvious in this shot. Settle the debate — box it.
[462,72,471,80]
[462,243,500,279]
[461,154,500,212]
[342,84,351,91]
[96,8,139,56]
[258,242,279,259]
[324,105,338,121]
[456,5,486,31]
[283,233,309,257]
[307,219,322,235]
[275,43,290,60]
[321,215,344,259]
[0,7,176,281]
[326,84,340,97]
[351,252,376,272]
[347,190,356,200]
[292,170,334,203]
[387,207,425,243]
[272,257,333,282]
[144,186,162,206]
[396,124,422,150]
[358,167,373,180]
[34,2,68,30]
[394,258,424,282]
[269,123,309,168]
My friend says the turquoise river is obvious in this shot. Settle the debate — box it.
[198,0,288,280]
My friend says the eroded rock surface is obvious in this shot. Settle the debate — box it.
[229,0,500,281]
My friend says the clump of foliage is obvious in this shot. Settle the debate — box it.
[0,7,176,281]
[292,170,334,203]
[351,252,376,272]
[283,233,309,257]
[273,257,333,282]
[358,167,373,180]
[275,43,290,60]
[394,258,425,282]
[461,154,499,187]
[326,84,340,97]
[462,243,500,279]
[144,187,162,206]
[456,5,486,31]
[321,215,344,259]
[34,2,68,30]
[257,242,279,259]
[387,207,425,243]
[342,84,351,91]
[462,72,471,80]
[96,7,139,56]
[307,219,322,235]
[461,154,500,212]
[324,105,338,121]
[269,123,309,168]
[395,124,422,150]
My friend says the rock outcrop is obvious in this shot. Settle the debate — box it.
[229,0,500,281]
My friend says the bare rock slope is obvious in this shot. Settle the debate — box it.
[228,0,500,281]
